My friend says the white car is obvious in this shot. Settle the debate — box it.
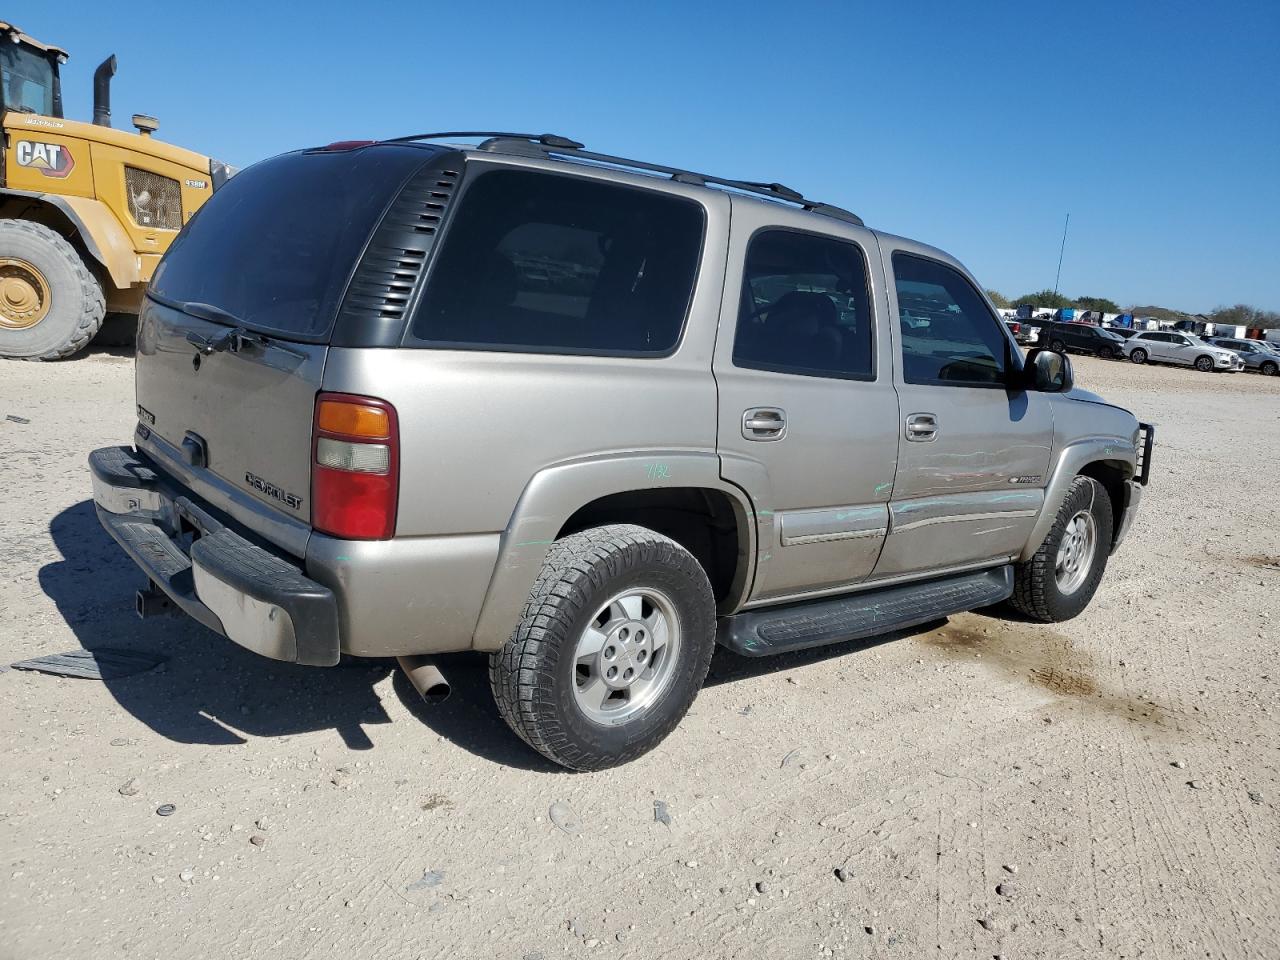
[1122,331,1245,373]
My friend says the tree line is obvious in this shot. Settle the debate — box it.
[985,289,1280,328]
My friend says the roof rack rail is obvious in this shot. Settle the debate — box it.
[385,131,585,149]
[383,132,864,227]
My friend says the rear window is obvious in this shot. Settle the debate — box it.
[408,169,704,355]
[151,147,431,340]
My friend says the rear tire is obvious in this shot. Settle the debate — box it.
[1194,355,1214,373]
[1129,348,1148,364]
[489,524,716,771]
[1049,339,1066,353]
[1008,475,1113,623]
[0,220,105,360]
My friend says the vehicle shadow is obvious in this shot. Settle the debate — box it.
[38,499,395,750]
[35,498,957,771]
[703,619,946,686]
[389,659,562,773]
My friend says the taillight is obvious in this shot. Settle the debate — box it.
[312,392,399,540]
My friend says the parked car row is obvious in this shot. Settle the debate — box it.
[1122,331,1247,372]
[1018,320,1280,376]
[1204,337,1280,376]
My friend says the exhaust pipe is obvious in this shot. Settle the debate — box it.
[397,655,450,704]
[93,55,117,127]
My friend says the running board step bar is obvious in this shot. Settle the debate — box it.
[719,565,1014,657]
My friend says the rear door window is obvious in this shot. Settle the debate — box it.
[409,169,704,356]
[732,229,874,380]
[892,252,1011,386]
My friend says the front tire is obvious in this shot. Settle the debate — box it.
[1008,476,1113,623]
[489,524,716,771]
[0,220,105,360]
[1129,348,1148,364]
[1049,338,1066,353]
[1098,346,1115,360]
[1194,355,1215,373]
[1260,361,1277,377]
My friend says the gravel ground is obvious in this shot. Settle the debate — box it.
[1,350,1278,959]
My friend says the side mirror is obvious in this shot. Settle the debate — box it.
[1024,348,1073,392]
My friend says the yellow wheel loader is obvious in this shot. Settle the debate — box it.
[0,21,230,359]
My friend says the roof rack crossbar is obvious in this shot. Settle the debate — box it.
[383,132,864,226]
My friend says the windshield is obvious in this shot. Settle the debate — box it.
[1099,329,1123,340]
[0,43,55,116]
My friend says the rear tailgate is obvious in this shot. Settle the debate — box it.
[133,143,448,551]
[135,298,325,529]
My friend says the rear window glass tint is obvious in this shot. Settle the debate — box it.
[409,169,704,355]
[151,149,426,339]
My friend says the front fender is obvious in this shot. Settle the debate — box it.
[1019,435,1136,562]
[469,451,755,651]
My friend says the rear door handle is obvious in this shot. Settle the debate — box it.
[905,413,938,442]
[742,407,786,441]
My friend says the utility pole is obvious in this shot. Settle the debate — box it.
[1053,213,1070,296]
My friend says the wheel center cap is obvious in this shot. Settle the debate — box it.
[598,620,651,690]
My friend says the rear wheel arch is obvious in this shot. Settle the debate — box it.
[470,454,755,651]
[557,486,751,611]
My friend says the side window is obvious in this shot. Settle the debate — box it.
[732,229,874,380]
[892,252,1009,387]
[411,169,704,356]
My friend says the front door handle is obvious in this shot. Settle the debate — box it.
[905,413,938,442]
[742,407,786,441]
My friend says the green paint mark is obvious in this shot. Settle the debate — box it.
[515,539,555,548]
[874,481,892,495]
[756,509,774,517]
[645,462,672,480]
[335,556,352,562]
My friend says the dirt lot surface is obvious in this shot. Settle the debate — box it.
[2,351,1278,959]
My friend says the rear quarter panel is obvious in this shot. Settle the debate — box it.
[318,178,732,650]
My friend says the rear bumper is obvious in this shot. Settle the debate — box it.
[89,446,341,666]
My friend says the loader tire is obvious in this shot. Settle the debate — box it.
[0,219,105,360]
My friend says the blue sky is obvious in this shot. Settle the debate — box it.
[18,0,1280,312]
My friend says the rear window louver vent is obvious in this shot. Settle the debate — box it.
[336,165,460,337]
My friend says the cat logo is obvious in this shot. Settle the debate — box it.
[14,141,75,179]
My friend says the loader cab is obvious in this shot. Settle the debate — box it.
[0,26,65,119]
